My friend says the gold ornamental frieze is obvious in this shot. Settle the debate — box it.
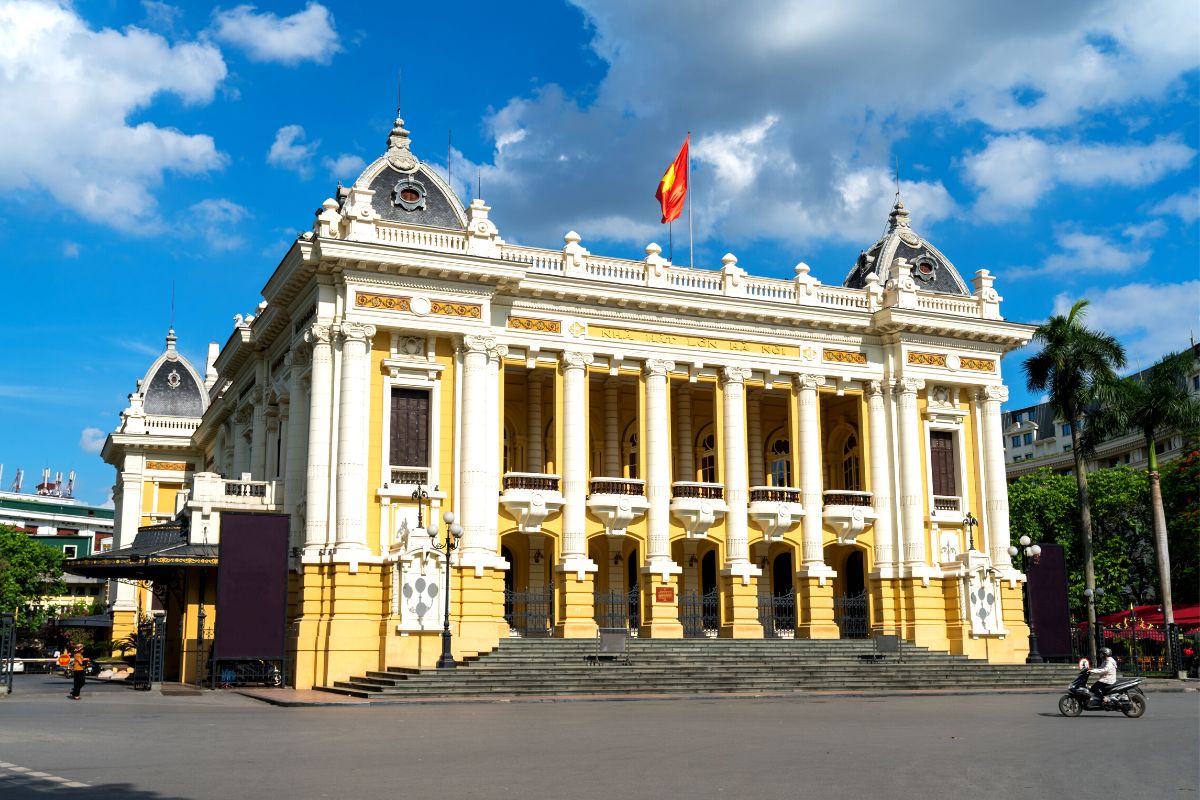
[822,348,868,365]
[960,357,996,372]
[355,292,481,319]
[355,292,411,311]
[431,300,482,319]
[907,351,947,367]
[587,325,797,357]
[508,316,562,334]
[146,461,191,471]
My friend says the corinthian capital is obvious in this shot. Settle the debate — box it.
[304,323,332,346]
[894,377,925,396]
[460,334,497,356]
[643,358,675,378]
[865,379,888,399]
[719,366,752,387]
[981,384,1009,404]
[558,351,594,373]
[793,373,826,392]
[338,321,377,343]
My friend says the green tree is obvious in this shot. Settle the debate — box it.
[1023,300,1125,659]
[0,524,66,622]
[1161,448,1200,605]
[1084,349,1200,622]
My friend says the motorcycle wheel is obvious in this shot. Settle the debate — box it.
[1122,694,1146,719]
[1058,695,1083,717]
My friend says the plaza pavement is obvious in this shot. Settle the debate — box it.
[2,672,1197,799]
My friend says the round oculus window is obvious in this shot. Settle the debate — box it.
[392,178,427,212]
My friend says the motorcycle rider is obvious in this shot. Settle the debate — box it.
[1088,647,1118,705]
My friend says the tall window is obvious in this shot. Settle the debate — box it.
[929,430,956,497]
[769,437,792,487]
[841,433,861,491]
[390,387,430,467]
[624,431,639,480]
[698,432,717,483]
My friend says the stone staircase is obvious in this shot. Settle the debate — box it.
[318,638,1074,699]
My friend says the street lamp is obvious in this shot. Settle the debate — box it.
[1083,586,1105,662]
[1008,534,1043,664]
[964,512,979,552]
[429,509,463,669]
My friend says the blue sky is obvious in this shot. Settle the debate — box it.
[0,0,1197,506]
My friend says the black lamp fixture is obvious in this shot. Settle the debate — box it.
[687,554,697,568]
[613,552,623,566]
[964,512,979,552]
[428,506,463,670]
[1008,535,1043,664]
[532,549,542,564]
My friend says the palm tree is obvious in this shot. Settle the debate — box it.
[1083,348,1200,627]
[1024,300,1125,661]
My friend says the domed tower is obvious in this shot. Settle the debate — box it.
[843,198,970,295]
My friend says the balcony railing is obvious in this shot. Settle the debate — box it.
[188,472,282,512]
[933,495,961,512]
[671,482,724,500]
[389,466,430,486]
[503,472,561,492]
[589,478,646,497]
[224,481,266,498]
[822,490,872,507]
[750,487,801,503]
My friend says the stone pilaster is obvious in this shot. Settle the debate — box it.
[458,335,508,561]
[641,358,682,636]
[866,380,895,568]
[794,372,836,638]
[747,388,764,487]
[604,376,620,477]
[980,385,1012,569]
[895,377,927,567]
[285,346,310,549]
[333,322,376,553]
[674,383,694,480]
[719,366,761,638]
[556,350,598,637]
[250,361,268,478]
[526,371,544,473]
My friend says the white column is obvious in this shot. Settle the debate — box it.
[674,383,694,481]
[112,464,143,611]
[250,366,268,478]
[796,373,827,566]
[285,347,310,547]
[980,385,1012,569]
[866,380,895,567]
[720,367,753,566]
[644,359,678,577]
[747,389,764,487]
[458,335,505,559]
[604,377,620,476]
[304,324,333,550]
[895,377,927,566]
[527,371,544,473]
[559,351,594,564]
[334,322,376,551]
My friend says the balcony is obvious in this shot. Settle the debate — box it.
[822,490,876,544]
[499,472,563,534]
[388,466,431,487]
[748,486,803,542]
[587,478,649,537]
[188,472,283,514]
[670,482,727,539]
[931,494,964,524]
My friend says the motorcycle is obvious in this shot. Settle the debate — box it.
[1058,664,1146,718]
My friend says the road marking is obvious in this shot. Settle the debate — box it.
[0,762,91,790]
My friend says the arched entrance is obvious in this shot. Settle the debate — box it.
[682,550,720,638]
[500,540,553,638]
[760,550,796,638]
[832,548,869,639]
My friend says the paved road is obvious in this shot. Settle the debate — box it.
[2,674,1196,799]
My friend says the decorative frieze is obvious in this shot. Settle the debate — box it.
[907,351,947,367]
[146,461,190,471]
[961,357,996,372]
[355,292,482,319]
[823,348,867,365]
[588,324,797,357]
[356,292,411,311]
[508,316,562,334]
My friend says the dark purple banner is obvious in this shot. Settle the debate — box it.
[1027,543,1071,660]
[214,513,289,660]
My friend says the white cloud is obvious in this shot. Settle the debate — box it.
[1149,188,1200,224]
[79,427,106,455]
[267,125,318,177]
[0,0,228,230]
[1122,219,1167,241]
[455,0,1198,265]
[323,153,365,180]
[963,134,1195,218]
[188,198,250,250]
[208,3,340,65]
[140,1,182,34]
[1010,225,1153,279]
[62,241,80,257]
[1052,280,1200,366]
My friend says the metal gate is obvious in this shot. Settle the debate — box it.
[834,591,870,639]
[681,589,719,638]
[505,586,554,637]
[131,615,166,690]
[594,589,640,634]
[1,612,14,695]
[758,591,796,639]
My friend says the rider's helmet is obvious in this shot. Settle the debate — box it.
[1100,647,1113,658]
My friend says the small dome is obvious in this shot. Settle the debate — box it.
[843,199,969,296]
[140,330,207,418]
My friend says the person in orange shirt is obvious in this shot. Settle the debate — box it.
[68,644,86,700]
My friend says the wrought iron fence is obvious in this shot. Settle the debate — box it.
[208,658,284,688]
[681,589,719,638]
[757,591,797,638]
[594,590,640,633]
[1,612,14,695]
[1070,622,1187,676]
[834,591,870,639]
[131,616,166,690]
[505,586,554,637]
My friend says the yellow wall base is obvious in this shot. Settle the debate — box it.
[555,567,598,638]
[640,576,683,638]
[110,609,137,654]
[796,577,840,639]
[720,574,764,638]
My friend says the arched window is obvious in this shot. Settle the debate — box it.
[697,429,717,483]
[768,436,792,487]
[841,432,861,491]
[624,428,639,480]
[826,424,862,490]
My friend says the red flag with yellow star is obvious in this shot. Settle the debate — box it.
[655,135,689,224]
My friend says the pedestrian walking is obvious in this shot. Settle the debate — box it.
[68,644,86,700]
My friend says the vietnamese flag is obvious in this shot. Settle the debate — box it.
[655,135,689,224]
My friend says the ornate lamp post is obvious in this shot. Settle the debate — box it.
[964,512,979,552]
[1083,586,1105,662]
[427,508,463,669]
[1008,534,1043,664]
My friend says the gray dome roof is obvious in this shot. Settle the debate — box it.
[140,330,207,418]
[843,199,969,296]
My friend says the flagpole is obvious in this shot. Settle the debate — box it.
[687,131,694,269]
[669,221,673,263]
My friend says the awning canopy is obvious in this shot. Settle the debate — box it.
[1082,603,1200,634]
[65,523,217,581]
[54,614,114,629]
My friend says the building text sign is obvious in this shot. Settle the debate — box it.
[588,325,798,358]
[655,587,675,603]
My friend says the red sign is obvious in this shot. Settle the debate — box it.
[655,587,675,603]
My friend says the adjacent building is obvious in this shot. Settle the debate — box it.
[72,105,1038,689]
